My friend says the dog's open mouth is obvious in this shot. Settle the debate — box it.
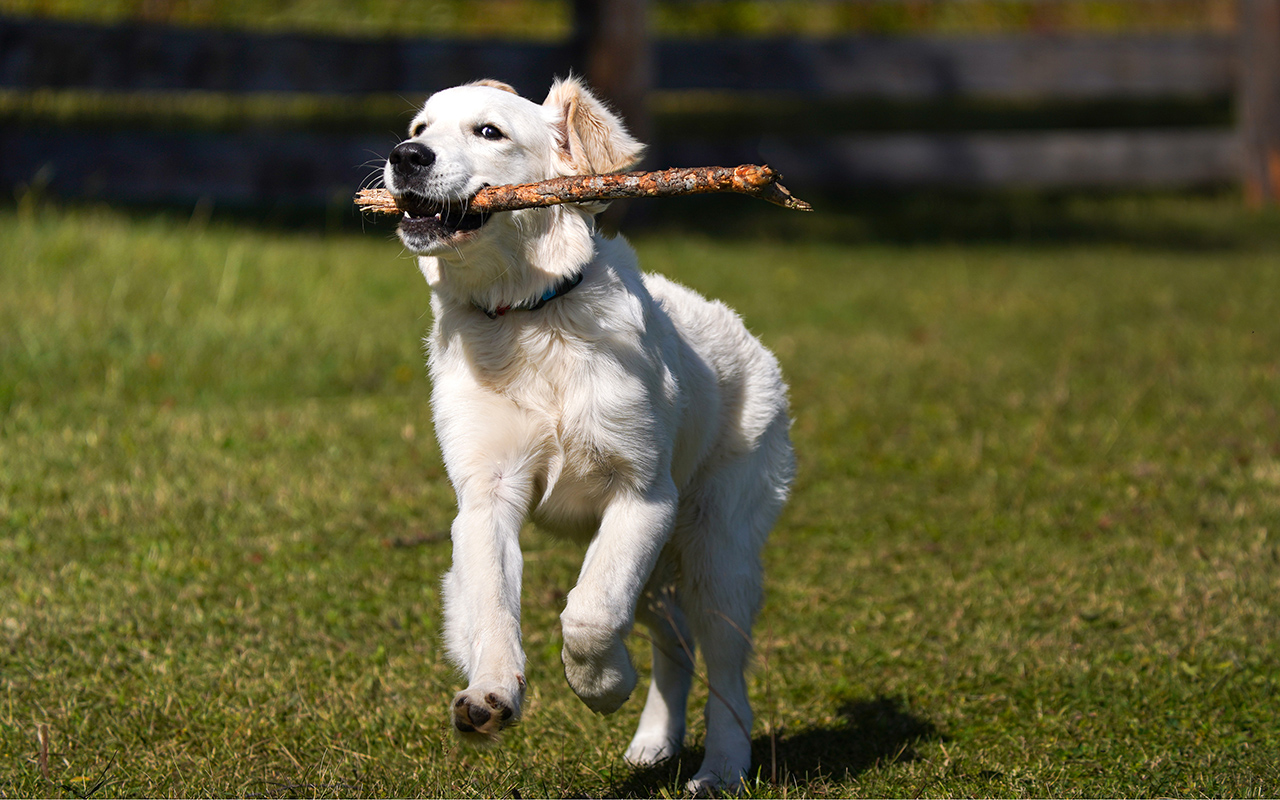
[395,192,490,250]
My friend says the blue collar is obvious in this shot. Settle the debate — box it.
[478,271,585,319]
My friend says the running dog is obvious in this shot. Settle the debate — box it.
[381,76,794,794]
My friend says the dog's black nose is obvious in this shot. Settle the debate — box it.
[388,141,435,177]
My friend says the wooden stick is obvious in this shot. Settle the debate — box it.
[355,164,813,215]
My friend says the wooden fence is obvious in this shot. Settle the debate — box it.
[0,12,1255,209]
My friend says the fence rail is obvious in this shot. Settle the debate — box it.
[657,36,1236,98]
[0,18,569,97]
[0,14,1246,207]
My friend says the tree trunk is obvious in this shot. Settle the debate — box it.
[1240,0,1280,205]
[572,0,652,229]
[572,0,652,148]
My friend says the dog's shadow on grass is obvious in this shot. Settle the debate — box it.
[608,695,941,797]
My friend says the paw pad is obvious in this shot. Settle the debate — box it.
[452,689,517,739]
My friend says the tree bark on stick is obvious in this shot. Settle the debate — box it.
[355,164,814,216]
[1240,0,1280,206]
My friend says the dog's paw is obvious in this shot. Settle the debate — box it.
[685,756,750,797]
[685,771,747,798]
[623,735,682,768]
[567,664,635,715]
[561,639,636,714]
[451,683,520,743]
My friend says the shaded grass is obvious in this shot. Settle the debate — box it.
[2,195,1279,797]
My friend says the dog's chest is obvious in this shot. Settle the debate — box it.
[463,324,582,403]
[438,321,651,522]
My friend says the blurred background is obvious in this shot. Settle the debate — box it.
[3,0,1279,220]
[5,6,1280,797]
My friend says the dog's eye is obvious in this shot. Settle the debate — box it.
[475,124,506,141]
[411,122,426,138]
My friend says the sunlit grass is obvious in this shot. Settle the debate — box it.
[2,197,1279,797]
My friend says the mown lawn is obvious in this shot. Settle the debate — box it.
[2,196,1279,798]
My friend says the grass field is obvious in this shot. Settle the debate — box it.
[2,194,1279,798]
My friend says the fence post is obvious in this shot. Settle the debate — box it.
[1240,0,1280,205]
[571,0,652,150]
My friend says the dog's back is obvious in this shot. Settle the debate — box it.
[642,269,794,518]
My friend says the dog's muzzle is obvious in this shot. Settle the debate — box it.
[386,141,489,251]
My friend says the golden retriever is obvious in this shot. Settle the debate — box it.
[381,76,794,794]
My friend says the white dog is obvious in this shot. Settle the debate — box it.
[381,77,794,794]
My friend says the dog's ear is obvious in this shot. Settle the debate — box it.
[467,79,519,95]
[543,76,645,175]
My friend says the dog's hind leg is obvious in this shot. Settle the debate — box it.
[681,542,761,795]
[681,430,792,794]
[625,559,694,767]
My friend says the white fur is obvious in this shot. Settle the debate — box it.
[383,77,795,794]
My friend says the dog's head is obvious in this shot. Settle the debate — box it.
[384,77,644,258]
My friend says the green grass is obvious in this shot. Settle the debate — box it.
[2,195,1279,797]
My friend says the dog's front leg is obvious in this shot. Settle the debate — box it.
[561,481,677,714]
[441,459,536,742]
